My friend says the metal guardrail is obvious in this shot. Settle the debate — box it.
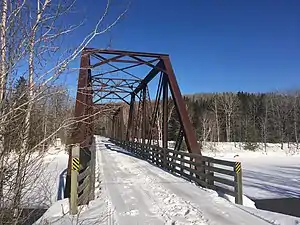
[111,139,243,205]
[69,140,96,215]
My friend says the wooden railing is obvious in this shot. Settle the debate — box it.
[111,139,243,205]
[69,140,96,214]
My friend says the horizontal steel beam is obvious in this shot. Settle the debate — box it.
[86,48,168,58]
[92,77,140,82]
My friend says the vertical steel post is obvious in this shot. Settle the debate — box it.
[142,87,147,145]
[126,94,135,141]
[66,50,91,198]
[119,107,124,140]
[112,116,116,139]
[162,74,168,149]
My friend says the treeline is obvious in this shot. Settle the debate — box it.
[173,91,300,147]
[3,76,74,153]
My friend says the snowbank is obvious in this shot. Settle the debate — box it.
[202,142,300,159]
[33,197,113,225]
[37,137,300,225]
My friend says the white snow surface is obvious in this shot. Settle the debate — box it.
[37,136,300,225]
[201,142,300,199]
[22,145,68,207]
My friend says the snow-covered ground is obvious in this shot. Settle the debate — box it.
[36,137,300,225]
[201,142,300,200]
[241,157,300,199]
[22,145,68,207]
[202,142,300,158]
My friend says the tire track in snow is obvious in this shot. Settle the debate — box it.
[111,148,209,225]
[95,139,117,224]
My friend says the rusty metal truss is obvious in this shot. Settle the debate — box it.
[65,48,201,197]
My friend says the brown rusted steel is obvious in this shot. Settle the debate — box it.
[65,49,93,198]
[147,73,163,144]
[72,50,92,146]
[85,48,168,58]
[162,74,168,149]
[161,56,201,155]
[126,94,135,141]
[66,48,202,198]
[142,87,147,145]
[133,60,164,95]
[92,60,158,77]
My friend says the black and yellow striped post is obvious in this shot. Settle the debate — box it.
[70,144,80,215]
[72,157,80,171]
[234,161,243,205]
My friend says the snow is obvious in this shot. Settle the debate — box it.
[34,197,113,225]
[220,193,256,209]
[200,142,300,200]
[38,136,300,225]
[241,157,300,199]
[202,141,300,158]
[21,145,68,207]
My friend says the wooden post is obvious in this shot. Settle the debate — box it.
[163,147,167,169]
[208,161,214,187]
[70,144,80,215]
[89,139,96,201]
[180,154,184,173]
[189,157,193,181]
[234,162,243,205]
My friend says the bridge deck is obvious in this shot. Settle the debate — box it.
[95,136,295,225]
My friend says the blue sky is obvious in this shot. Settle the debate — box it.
[65,0,300,94]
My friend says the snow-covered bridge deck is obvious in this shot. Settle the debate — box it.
[96,136,299,225]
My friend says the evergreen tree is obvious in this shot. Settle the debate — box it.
[4,76,28,152]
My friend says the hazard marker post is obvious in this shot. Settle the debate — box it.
[234,161,243,205]
[70,144,80,215]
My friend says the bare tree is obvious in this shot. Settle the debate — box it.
[293,93,299,149]
[220,93,236,142]
[201,111,213,143]
[212,94,220,142]
[0,0,8,211]
[0,0,129,223]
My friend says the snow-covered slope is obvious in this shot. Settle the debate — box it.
[20,145,68,207]
[36,137,300,225]
[199,142,300,200]
[240,157,300,199]
[202,142,300,158]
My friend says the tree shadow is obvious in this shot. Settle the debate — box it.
[254,198,300,218]
[103,142,199,184]
[243,168,300,198]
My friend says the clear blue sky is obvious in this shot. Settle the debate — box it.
[66,0,300,94]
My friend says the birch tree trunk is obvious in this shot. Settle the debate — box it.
[293,95,298,149]
[220,93,236,142]
[0,0,7,100]
[0,0,7,211]
[14,0,51,214]
[213,96,220,142]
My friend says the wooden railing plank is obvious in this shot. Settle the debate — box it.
[110,139,243,205]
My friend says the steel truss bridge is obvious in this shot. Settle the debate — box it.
[64,49,243,207]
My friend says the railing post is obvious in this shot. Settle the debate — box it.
[207,161,214,187]
[70,144,80,215]
[234,162,243,205]
[89,140,96,201]
[180,153,184,173]
[163,147,167,169]
[189,157,193,181]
